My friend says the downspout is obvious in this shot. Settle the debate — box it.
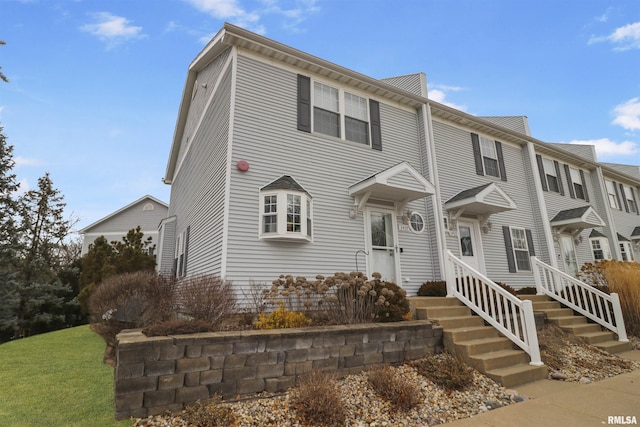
[525,141,558,268]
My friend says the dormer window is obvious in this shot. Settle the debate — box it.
[259,176,312,241]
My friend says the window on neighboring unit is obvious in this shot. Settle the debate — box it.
[143,203,154,211]
[620,241,634,261]
[298,75,382,150]
[569,167,586,200]
[510,227,532,271]
[542,158,560,193]
[260,190,312,241]
[623,185,638,214]
[471,133,507,181]
[605,180,620,210]
[590,238,612,261]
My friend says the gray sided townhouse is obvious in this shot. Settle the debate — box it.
[157,23,640,297]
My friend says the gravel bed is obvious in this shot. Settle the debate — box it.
[133,341,640,427]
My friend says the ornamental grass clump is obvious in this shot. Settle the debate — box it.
[602,261,640,337]
[290,371,346,427]
[367,365,423,412]
[413,353,474,392]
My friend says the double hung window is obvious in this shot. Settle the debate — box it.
[480,137,500,178]
[605,180,619,210]
[623,185,638,214]
[510,227,532,271]
[471,133,507,181]
[543,158,560,193]
[313,82,370,145]
[619,241,634,261]
[569,167,586,200]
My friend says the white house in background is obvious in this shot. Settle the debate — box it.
[79,195,168,255]
[156,23,640,293]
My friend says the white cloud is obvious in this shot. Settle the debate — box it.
[566,138,638,157]
[185,0,265,34]
[428,85,467,112]
[589,21,640,51]
[80,12,146,49]
[14,156,44,167]
[612,97,640,131]
[260,0,320,32]
[15,178,30,196]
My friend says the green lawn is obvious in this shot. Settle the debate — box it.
[0,325,132,427]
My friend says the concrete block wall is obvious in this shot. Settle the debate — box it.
[114,321,443,419]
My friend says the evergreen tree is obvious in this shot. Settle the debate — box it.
[0,40,8,83]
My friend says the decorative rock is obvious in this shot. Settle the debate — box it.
[579,376,592,384]
[550,371,568,380]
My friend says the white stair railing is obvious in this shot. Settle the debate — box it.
[531,256,628,342]
[445,250,543,366]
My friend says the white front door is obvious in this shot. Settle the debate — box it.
[458,220,485,274]
[366,209,399,283]
[560,234,579,276]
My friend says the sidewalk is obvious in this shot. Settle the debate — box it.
[445,349,640,427]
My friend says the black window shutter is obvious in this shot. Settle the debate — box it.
[502,226,517,273]
[564,164,575,199]
[471,133,484,176]
[297,74,311,132]
[619,183,630,212]
[536,155,548,191]
[525,229,536,257]
[370,99,382,151]
[579,170,589,202]
[554,161,565,196]
[495,141,507,181]
[183,226,190,276]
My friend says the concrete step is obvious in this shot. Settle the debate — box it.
[444,325,501,343]
[577,330,616,345]
[468,349,530,372]
[593,340,633,354]
[424,306,471,319]
[541,308,575,318]
[436,315,485,329]
[485,363,548,388]
[560,323,602,335]
[547,315,587,326]
[455,336,515,356]
[530,301,561,310]
[409,296,462,308]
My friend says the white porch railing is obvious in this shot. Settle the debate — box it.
[445,250,543,366]
[531,256,628,342]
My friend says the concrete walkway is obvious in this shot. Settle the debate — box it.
[446,349,640,427]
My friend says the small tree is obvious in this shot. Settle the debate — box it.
[0,40,8,83]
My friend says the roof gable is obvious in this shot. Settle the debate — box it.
[79,195,168,234]
[444,183,517,216]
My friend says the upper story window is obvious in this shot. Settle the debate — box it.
[568,167,587,200]
[259,176,312,241]
[471,133,506,181]
[542,158,560,193]
[535,155,564,195]
[622,185,638,214]
[605,180,620,210]
[297,75,382,151]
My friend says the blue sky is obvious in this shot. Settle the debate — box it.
[1,0,639,234]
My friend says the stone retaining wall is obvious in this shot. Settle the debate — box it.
[115,321,443,419]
